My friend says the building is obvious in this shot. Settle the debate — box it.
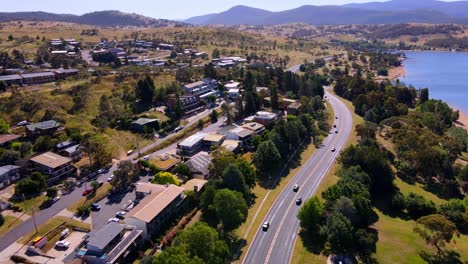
[21,72,56,85]
[183,81,210,96]
[0,75,22,86]
[242,122,265,135]
[131,118,159,133]
[256,87,270,95]
[178,95,204,116]
[221,139,242,153]
[228,88,240,99]
[73,223,142,264]
[26,120,61,138]
[182,179,207,194]
[60,144,82,162]
[158,44,175,50]
[185,151,212,178]
[203,134,225,147]
[254,111,278,126]
[0,165,21,189]
[30,152,74,185]
[53,69,78,80]
[0,134,21,147]
[135,182,166,200]
[217,126,253,145]
[126,184,185,239]
[287,102,303,116]
[224,81,241,90]
[177,132,207,156]
[56,139,76,151]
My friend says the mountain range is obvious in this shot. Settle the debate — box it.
[0,10,185,27]
[185,0,468,25]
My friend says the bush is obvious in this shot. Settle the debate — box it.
[76,205,91,217]
[405,193,437,219]
[152,172,180,186]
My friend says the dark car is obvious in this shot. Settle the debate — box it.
[296,197,302,205]
[90,203,101,211]
[333,124,337,128]
[262,221,270,231]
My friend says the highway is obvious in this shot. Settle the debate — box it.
[242,88,353,264]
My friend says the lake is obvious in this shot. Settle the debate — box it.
[399,51,468,113]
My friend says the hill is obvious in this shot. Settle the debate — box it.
[185,4,468,26]
[0,10,185,27]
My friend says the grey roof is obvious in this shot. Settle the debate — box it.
[184,81,205,89]
[179,132,207,148]
[63,144,80,154]
[132,118,159,126]
[54,69,78,74]
[26,120,60,132]
[87,222,124,251]
[21,72,55,78]
[185,151,211,176]
[0,165,20,176]
[216,125,237,134]
[56,139,76,149]
[0,75,22,81]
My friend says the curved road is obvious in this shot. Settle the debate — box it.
[243,88,353,264]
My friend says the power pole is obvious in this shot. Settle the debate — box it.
[31,208,38,234]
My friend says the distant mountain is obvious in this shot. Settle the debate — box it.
[185,4,468,26]
[0,10,185,27]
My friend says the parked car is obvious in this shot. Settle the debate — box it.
[108,218,120,224]
[116,211,126,219]
[90,203,101,211]
[127,150,134,156]
[55,240,70,248]
[82,189,93,196]
[262,221,270,231]
[52,196,61,203]
[107,174,114,182]
[293,184,299,192]
[97,168,105,174]
[97,181,104,187]
[174,126,185,133]
[60,229,69,238]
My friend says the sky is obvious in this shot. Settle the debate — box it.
[1,0,460,20]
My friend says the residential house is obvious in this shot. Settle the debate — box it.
[0,165,21,189]
[217,126,253,145]
[0,75,22,86]
[178,95,205,116]
[26,120,61,138]
[0,134,21,147]
[131,118,159,133]
[182,179,207,194]
[125,184,185,239]
[135,182,166,200]
[185,151,212,178]
[177,132,207,156]
[287,102,303,116]
[21,72,56,85]
[60,144,83,162]
[254,111,278,126]
[30,152,74,185]
[228,88,240,99]
[203,134,225,147]
[221,139,241,153]
[224,81,241,91]
[241,122,265,135]
[73,223,142,264]
[182,81,210,96]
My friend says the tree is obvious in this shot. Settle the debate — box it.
[320,212,355,255]
[174,222,230,264]
[175,163,192,177]
[200,185,217,222]
[0,81,7,92]
[213,189,248,231]
[405,193,437,219]
[212,48,220,59]
[112,161,139,189]
[19,142,32,157]
[297,196,324,234]
[14,172,47,197]
[0,150,20,166]
[152,171,180,186]
[414,214,460,258]
[0,118,9,134]
[420,88,429,104]
[90,181,100,192]
[197,120,204,130]
[209,148,236,179]
[136,75,156,105]
[253,140,282,177]
[8,35,14,41]
[81,134,112,168]
[45,187,58,198]
[221,102,234,125]
[210,110,218,123]
[204,63,217,79]
[153,245,204,264]
[222,164,249,199]
[270,85,279,110]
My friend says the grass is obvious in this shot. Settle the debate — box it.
[18,216,90,245]
[0,215,23,237]
[235,142,317,263]
[67,183,113,213]
[394,177,448,206]
[150,157,180,171]
[13,196,47,215]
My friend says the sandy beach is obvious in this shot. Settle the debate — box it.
[387,65,406,80]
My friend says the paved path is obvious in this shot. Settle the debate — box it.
[242,88,353,264]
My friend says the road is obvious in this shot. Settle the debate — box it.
[242,88,353,264]
[288,56,333,73]
[0,107,221,253]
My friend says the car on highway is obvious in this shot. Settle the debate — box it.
[82,189,93,196]
[107,174,114,182]
[55,240,70,248]
[333,124,337,128]
[108,218,120,224]
[293,184,299,192]
[296,197,303,205]
[335,130,338,134]
[116,211,126,219]
[52,196,61,203]
[90,203,101,211]
[335,116,338,119]
[262,221,270,231]
[331,147,336,152]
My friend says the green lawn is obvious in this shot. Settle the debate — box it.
[13,195,47,215]
[0,215,23,237]
[67,183,113,213]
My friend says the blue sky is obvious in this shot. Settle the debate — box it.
[2,0,459,20]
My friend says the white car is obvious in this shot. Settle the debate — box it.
[331,147,336,152]
[262,221,270,231]
[107,175,114,182]
[108,218,120,224]
[55,240,70,248]
[116,211,126,219]
[52,196,61,203]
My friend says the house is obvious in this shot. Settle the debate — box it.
[158,43,175,50]
[0,165,21,189]
[30,152,74,185]
[53,69,78,80]
[203,134,225,147]
[0,75,22,86]
[228,88,240,99]
[149,154,181,172]
[287,102,303,116]
[177,132,207,156]
[126,184,185,239]
[241,122,265,135]
[200,91,218,103]
[221,139,242,153]
[131,118,160,133]
[178,95,205,116]
[217,126,253,145]
[254,111,278,126]
[183,81,210,96]
[60,144,83,162]
[26,120,61,138]
[224,81,241,90]
[21,72,56,85]
[73,223,142,264]
[185,151,212,178]
[182,179,207,194]
[135,182,166,200]
[0,134,21,147]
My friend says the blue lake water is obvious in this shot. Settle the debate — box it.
[399,51,468,113]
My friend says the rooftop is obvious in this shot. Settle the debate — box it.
[203,133,225,143]
[182,179,207,193]
[63,144,80,154]
[255,111,277,120]
[21,72,56,78]
[127,184,184,223]
[26,120,60,132]
[241,122,265,132]
[0,75,22,81]
[221,140,241,152]
[30,152,72,169]
[0,165,21,176]
[132,118,159,126]
[87,222,124,251]
[185,151,212,176]
[231,127,254,138]
[0,134,21,145]
[288,102,302,109]
[184,81,205,89]
[179,132,207,148]
[54,69,78,74]
[225,82,241,89]
[135,182,166,195]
